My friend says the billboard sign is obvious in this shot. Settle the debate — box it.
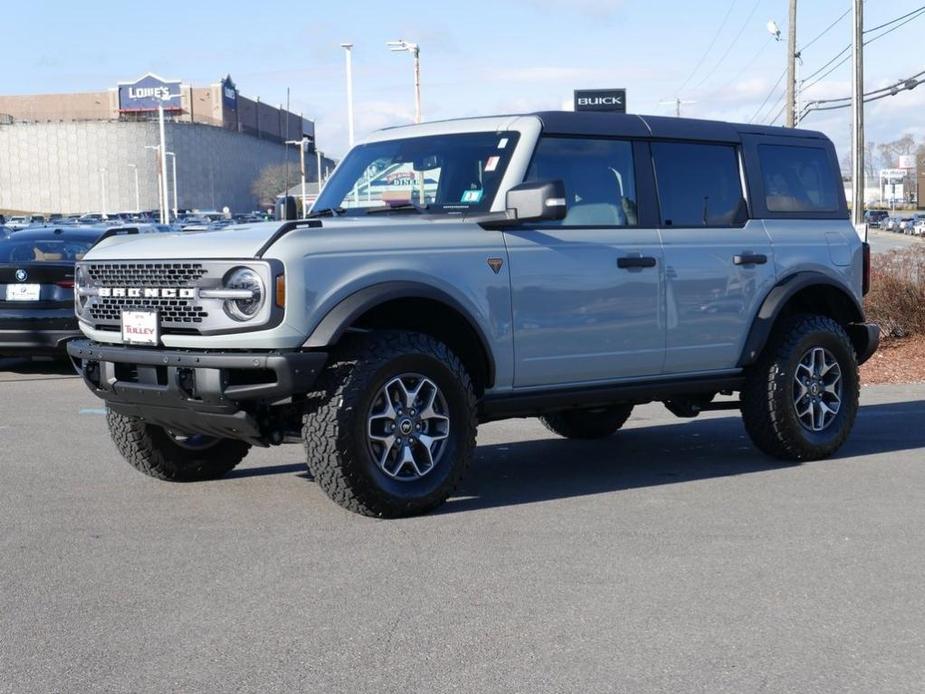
[221,74,237,111]
[574,88,626,113]
[118,73,182,112]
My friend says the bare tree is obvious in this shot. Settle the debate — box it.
[251,163,291,207]
[877,134,917,169]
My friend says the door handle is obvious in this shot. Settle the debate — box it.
[733,253,768,266]
[617,256,657,269]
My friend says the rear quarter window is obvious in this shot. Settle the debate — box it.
[757,144,839,213]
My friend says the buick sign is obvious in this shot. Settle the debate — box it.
[574,88,627,113]
[118,73,182,112]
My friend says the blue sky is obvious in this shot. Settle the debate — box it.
[7,0,925,158]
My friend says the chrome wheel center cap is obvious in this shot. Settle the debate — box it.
[398,418,414,435]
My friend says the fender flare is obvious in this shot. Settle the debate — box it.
[302,281,496,387]
[738,271,865,367]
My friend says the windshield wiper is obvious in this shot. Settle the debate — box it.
[365,202,429,215]
[306,207,345,218]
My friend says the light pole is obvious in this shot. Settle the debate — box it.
[144,145,165,222]
[340,43,355,147]
[99,168,107,219]
[387,40,422,123]
[155,93,181,224]
[128,164,140,214]
[286,137,310,218]
[165,151,178,220]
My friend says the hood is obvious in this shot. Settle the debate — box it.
[84,216,453,261]
[86,222,286,260]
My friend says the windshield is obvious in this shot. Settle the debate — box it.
[0,237,94,263]
[314,131,520,216]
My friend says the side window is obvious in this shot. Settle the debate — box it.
[526,137,637,227]
[651,142,743,227]
[758,144,839,213]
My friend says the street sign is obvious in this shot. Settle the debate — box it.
[117,73,182,112]
[574,88,626,113]
[899,154,916,169]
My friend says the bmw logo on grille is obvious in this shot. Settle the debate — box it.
[15,269,27,282]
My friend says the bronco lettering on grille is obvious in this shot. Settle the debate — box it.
[99,288,196,298]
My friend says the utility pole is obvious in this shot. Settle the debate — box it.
[658,97,695,117]
[851,0,865,229]
[785,0,798,127]
[341,44,355,147]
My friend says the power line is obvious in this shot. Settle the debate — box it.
[749,66,787,123]
[691,0,763,92]
[864,4,925,33]
[799,68,925,120]
[799,7,925,93]
[761,88,788,124]
[800,7,851,53]
[674,0,739,96]
[864,6,925,43]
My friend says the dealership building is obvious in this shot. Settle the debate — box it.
[0,73,331,214]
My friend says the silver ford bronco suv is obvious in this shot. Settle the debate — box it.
[68,112,878,517]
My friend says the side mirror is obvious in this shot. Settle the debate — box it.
[505,180,567,223]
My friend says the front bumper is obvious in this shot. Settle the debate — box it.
[67,339,328,444]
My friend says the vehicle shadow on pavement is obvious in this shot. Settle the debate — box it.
[0,357,76,379]
[437,399,925,515]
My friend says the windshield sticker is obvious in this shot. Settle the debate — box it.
[484,156,500,172]
[497,138,509,149]
[461,189,484,203]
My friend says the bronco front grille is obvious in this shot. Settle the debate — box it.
[88,298,209,325]
[77,259,279,336]
[85,262,208,287]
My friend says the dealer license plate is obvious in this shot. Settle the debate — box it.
[5,284,41,301]
[121,309,160,346]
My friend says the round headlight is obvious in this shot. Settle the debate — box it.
[75,266,89,313]
[224,267,265,321]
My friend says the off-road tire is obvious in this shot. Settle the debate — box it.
[302,331,478,518]
[539,405,634,440]
[107,409,251,481]
[742,314,860,461]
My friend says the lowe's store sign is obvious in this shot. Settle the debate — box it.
[118,73,182,112]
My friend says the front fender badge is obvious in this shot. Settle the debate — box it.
[487,258,504,274]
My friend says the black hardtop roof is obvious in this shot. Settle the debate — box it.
[531,111,829,143]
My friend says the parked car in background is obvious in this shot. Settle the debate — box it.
[6,216,33,230]
[0,226,134,356]
[898,216,916,234]
[865,210,889,228]
[912,214,925,237]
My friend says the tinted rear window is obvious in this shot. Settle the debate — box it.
[0,237,93,263]
[758,144,839,213]
[651,142,743,227]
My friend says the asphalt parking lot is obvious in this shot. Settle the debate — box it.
[2,358,925,693]
[867,226,922,254]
